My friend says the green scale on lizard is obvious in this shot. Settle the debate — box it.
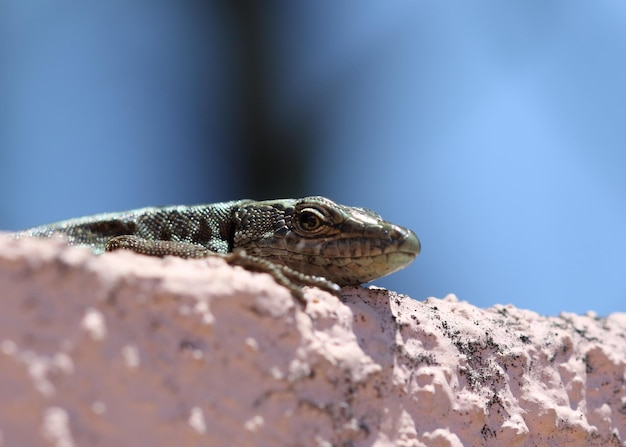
[16,196,420,301]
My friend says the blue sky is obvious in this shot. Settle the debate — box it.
[2,2,625,316]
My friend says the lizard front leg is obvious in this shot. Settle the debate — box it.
[105,235,341,303]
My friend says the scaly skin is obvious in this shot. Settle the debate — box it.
[16,196,420,301]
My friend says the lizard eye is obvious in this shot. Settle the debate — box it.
[295,207,325,233]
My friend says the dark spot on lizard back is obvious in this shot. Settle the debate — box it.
[82,220,137,237]
[191,218,214,245]
[158,226,173,241]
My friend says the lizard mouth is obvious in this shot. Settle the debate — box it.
[266,227,421,286]
[328,229,420,285]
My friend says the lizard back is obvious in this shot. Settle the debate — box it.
[18,201,245,255]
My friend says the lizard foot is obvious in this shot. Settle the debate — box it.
[105,236,341,304]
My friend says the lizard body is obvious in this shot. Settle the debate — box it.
[15,196,420,301]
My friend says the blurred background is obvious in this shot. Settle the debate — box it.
[1,1,625,316]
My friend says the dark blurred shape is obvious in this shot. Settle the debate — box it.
[227,1,308,199]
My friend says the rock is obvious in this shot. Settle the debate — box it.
[0,235,624,446]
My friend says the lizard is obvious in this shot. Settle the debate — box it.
[13,196,420,303]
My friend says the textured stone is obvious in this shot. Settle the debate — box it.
[0,235,624,446]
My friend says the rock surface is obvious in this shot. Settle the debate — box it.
[0,235,625,447]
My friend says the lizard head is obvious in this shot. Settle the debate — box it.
[232,196,420,286]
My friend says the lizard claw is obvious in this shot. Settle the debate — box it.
[226,248,342,304]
